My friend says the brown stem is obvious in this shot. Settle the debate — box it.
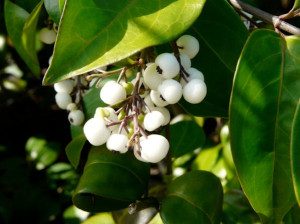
[229,0,300,35]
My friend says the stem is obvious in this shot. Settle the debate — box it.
[229,0,300,35]
[86,67,125,80]
[171,41,189,82]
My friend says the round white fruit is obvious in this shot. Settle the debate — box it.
[150,90,169,107]
[54,79,75,94]
[179,53,191,70]
[83,117,111,146]
[181,67,204,85]
[176,35,199,59]
[100,81,126,105]
[183,79,207,104]
[152,107,170,126]
[39,28,57,44]
[158,79,182,104]
[155,53,180,79]
[68,110,85,126]
[106,134,128,153]
[140,134,169,163]
[143,63,164,90]
[143,94,155,109]
[143,111,165,131]
[55,92,72,109]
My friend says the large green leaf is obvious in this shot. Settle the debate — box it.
[291,101,300,206]
[65,134,86,169]
[160,171,223,224]
[230,30,300,222]
[4,0,42,75]
[73,147,150,212]
[44,0,66,24]
[44,0,204,84]
[179,0,248,117]
[170,119,205,157]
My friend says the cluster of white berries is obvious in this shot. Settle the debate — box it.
[82,34,206,164]
[54,79,85,126]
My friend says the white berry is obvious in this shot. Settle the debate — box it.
[152,107,170,126]
[158,79,182,104]
[180,67,204,85]
[106,134,128,153]
[68,110,85,126]
[39,28,56,44]
[179,53,191,70]
[54,79,75,94]
[143,63,164,90]
[143,94,155,109]
[140,134,169,163]
[55,92,72,109]
[100,81,126,105]
[143,111,165,131]
[155,53,180,79]
[176,35,199,59]
[83,117,111,146]
[150,90,168,107]
[183,79,207,104]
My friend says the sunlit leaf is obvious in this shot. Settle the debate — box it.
[44,0,205,84]
[230,30,300,222]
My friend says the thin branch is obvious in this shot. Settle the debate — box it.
[229,0,300,35]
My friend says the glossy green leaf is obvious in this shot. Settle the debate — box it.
[160,171,223,224]
[4,0,42,75]
[230,30,300,222]
[65,134,86,169]
[291,101,300,206]
[170,119,205,157]
[283,204,300,224]
[44,0,204,84]
[73,147,150,212]
[44,0,66,24]
[82,86,105,119]
[179,0,248,117]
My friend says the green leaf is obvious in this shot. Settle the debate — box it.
[170,119,205,157]
[230,30,300,222]
[4,0,42,75]
[73,147,150,212]
[160,171,223,224]
[292,0,300,11]
[44,0,66,24]
[25,136,60,170]
[82,86,105,119]
[82,213,115,224]
[291,101,300,206]
[192,145,221,171]
[65,134,86,169]
[179,0,248,117]
[43,0,205,84]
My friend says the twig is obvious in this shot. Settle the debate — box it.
[229,0,300,35]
